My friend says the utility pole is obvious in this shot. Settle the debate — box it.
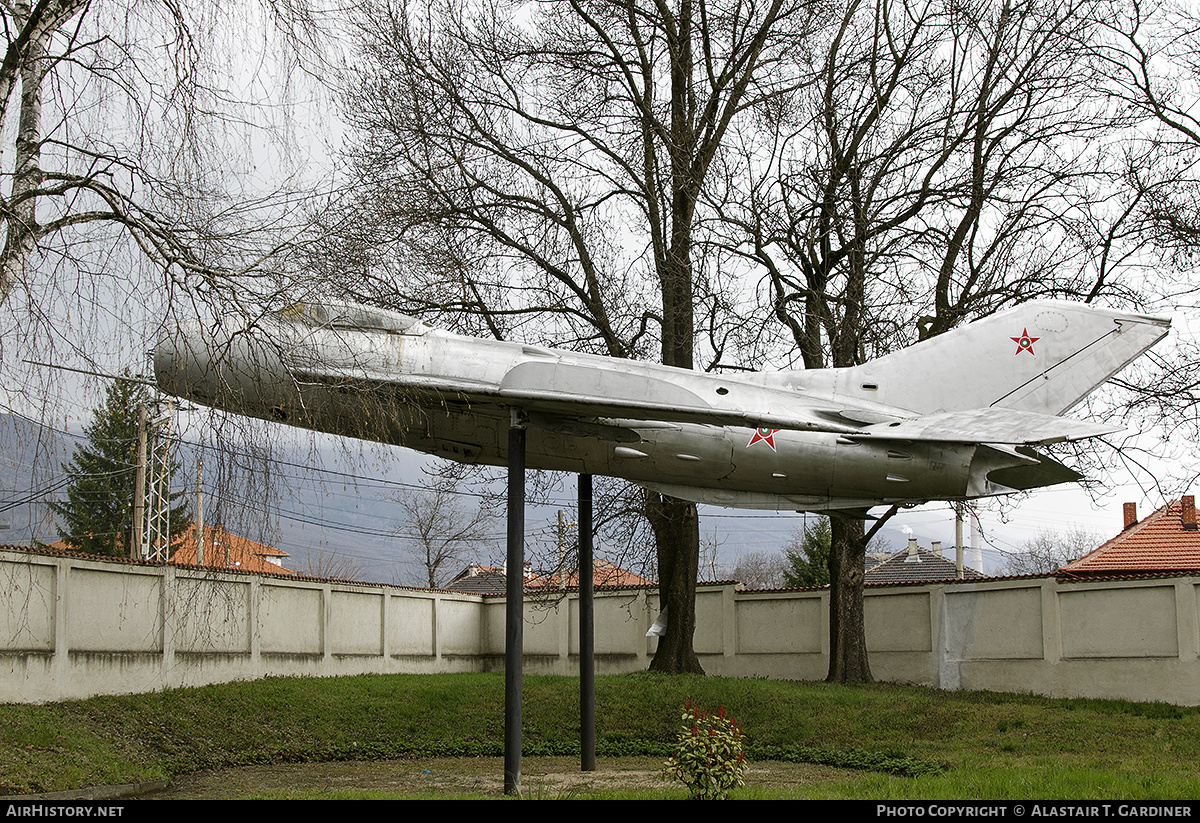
[955,502,964,580]
[557,509,566,584]
[142,401,173,561]
[195,457,204,565]
[131,403,147,559]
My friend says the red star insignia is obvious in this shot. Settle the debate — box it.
[748,427,781,451]
[1011,327,1039,355]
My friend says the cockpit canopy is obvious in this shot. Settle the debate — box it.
[276,302,432,335]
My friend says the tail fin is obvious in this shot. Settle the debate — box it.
[835,301,1169,416]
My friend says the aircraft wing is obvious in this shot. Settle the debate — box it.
[291,360,1117,447]
[289,364,865,435]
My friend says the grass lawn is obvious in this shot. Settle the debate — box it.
[2,672,1199,798]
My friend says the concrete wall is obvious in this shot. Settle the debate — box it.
[3,548,1198,705]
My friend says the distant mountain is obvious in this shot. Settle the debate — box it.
[0,412,74,545]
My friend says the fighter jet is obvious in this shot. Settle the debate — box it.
[155,300,1169,513]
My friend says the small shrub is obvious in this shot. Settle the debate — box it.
[663,700,747,800]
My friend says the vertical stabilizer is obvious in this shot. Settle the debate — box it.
[835,301,1169,416]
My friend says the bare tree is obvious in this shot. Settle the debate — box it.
[331,0,1188,680]
[395,482,495,589]
[303,548,368,581]
[697,531,725,582]
[335,0,819,673]
[731,550,788,589]
[1095,2,1200,262]
[711,0,1155,682]
[0,0,346,569]
[1081,2,1200,468]
[1001,525,1104,575]
[0,1,334,315]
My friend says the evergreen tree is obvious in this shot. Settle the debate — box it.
[51,378,188,557]
[782,517,832,588]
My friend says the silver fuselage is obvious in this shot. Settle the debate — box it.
[155,299,1168,511]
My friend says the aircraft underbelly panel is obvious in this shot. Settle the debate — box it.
[500,422,738,481]
[830,440,974,500]
[722,430,836,494]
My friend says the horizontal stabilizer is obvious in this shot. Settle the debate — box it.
[984,447,1084,490]
[846,407,1121,445]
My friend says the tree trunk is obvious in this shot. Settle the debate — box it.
[0,0,45,305]
[646,492,704,674]
[826,517,872,683]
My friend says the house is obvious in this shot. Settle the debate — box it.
[443,563,512,594]
[443,558,651,593]
[865,537,985,584]
[169,523,294,575]
[1058,495,1200,578]
[525,557,652,589]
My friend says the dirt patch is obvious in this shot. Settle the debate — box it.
[147,756,851,799]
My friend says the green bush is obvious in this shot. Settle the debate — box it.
[663,701,747,800]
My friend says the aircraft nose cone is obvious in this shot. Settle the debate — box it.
[154,318,212,402]
[154,316,294,414]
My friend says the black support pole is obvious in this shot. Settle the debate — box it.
[504,413,526,796]
[579,473,595,771]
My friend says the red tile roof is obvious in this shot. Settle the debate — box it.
[444,559,652,593]
[1059,497,1200,576]
[526,558,653,589]
[170,523,294,575]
